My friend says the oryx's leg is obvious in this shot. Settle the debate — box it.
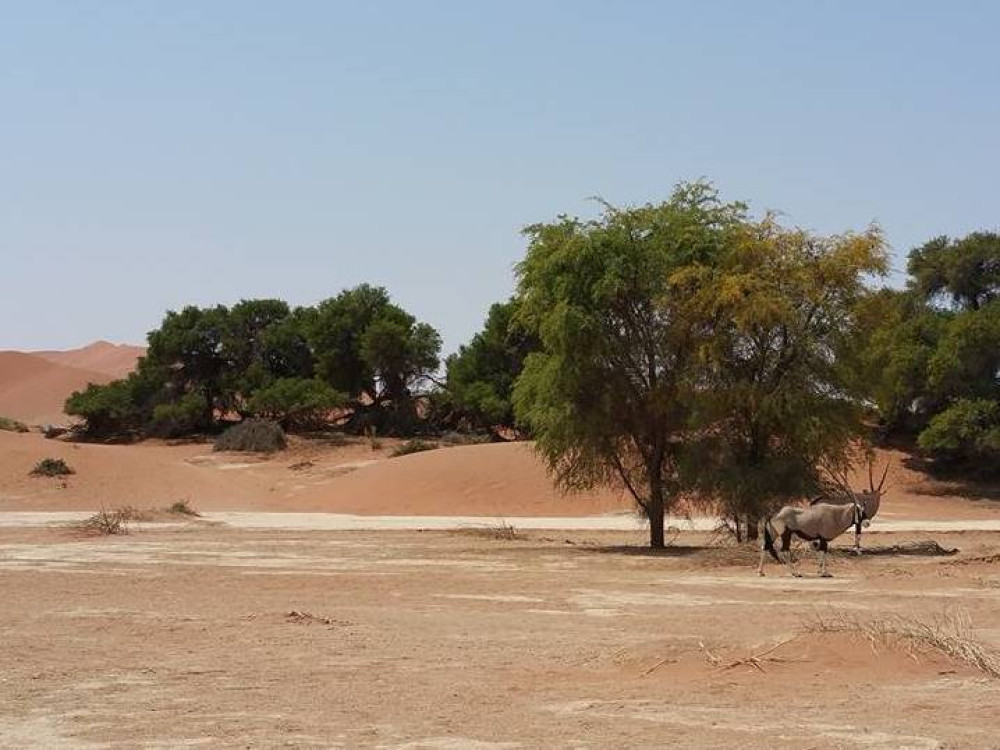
[853,527,862,556]
[780,529,802,577]
[816,538,831,577]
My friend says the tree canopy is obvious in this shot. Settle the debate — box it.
[67,287,441,439]
[513,182,887,547]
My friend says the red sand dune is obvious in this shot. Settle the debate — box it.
[0,352,114,426]
[31,340,145,379]
[1,431,997,521]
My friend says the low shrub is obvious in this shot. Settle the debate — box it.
[0,416,29,433]
[214,419,287,453]
[390,438,439,458]
[78,507,131,535]
[168,500,200,516]
[30,457,74,477]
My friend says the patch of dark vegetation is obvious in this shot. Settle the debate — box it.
[168,500,200,517]
[0,416,29,433]
[389,438,439,458]
[30,457,74,477]
[285,610,347,627]
[832,540,958,557]
[214,419,287,453]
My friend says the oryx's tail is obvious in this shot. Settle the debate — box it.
[762,520,781,562]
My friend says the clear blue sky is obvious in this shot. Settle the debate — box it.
[2,1,997,354]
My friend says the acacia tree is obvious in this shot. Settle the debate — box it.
[442,298,539,436]
[513,182,745,548]
[684,217,888,538]
[308,284,442,432]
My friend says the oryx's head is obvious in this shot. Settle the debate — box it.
[856,459,890,522]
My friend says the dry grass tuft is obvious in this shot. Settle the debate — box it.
[77,507,133,535]
[804,610,1000,679]
[285,610,345,627]
[489,518,519,540]
[390,438,439,457]
[168,500,200,517]
[0,416,29,433]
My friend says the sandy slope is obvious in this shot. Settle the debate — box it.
[31,340,145,379]
[2,431,999,522]
[0,352,114,425]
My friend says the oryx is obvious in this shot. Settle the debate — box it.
[757,460,889,578]
[809,459,889,555]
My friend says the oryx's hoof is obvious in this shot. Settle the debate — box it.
[820,572,833,578]
[853,549,863,557]
[758,570,765,578]
[791,571,803,578]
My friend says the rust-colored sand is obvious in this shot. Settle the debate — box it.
[0,352,114,426]
[31,340,145,379]
[3,431,999,523]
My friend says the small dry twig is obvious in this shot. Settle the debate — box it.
[698,637,799,673]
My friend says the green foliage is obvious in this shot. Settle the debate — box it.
[443,299,538,434]
[0,416,29,433]
[308,284,442,432]
[247,378,344,430]
[65,373,154,438]
[514,182,749,547]
[214,419,287,453]
[918,399,1000,470]
[148,392,209,438]
[863,231,1000,472]
[30,457,74,477]
[65,290,441,440]
[514,182,887,546]
[389,438,439,457]
[908,232,1000,311]
[685,215,888,528]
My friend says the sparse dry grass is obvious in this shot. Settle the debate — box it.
[0,416,29,433]
[697,637,800,674]
[77,507,134,535]
[390,439,439,457]
[168,500,200,517]
[804,609,1000,679]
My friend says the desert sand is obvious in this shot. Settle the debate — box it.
[1,522,999,748]
[30,340,145,380]
[0,341,143,426]
[3,430,1000,522]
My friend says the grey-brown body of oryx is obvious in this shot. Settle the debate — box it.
[758,499,868,577]
[808,461,889,555]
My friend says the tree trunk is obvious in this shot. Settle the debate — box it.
[745,514,759,542]
[648,479,665,549]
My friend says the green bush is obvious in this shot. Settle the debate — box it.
[247,378,343,430]
[389,438,439,457]
[65,376,154,438]
[918,398,1000,470]
[0,416,29,433]
[30,458,74,477]
[148,393,208,438]
[214,419,287,453]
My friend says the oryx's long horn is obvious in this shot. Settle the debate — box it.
[876,461,890,493]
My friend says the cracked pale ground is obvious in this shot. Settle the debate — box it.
[2,524,999,749]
